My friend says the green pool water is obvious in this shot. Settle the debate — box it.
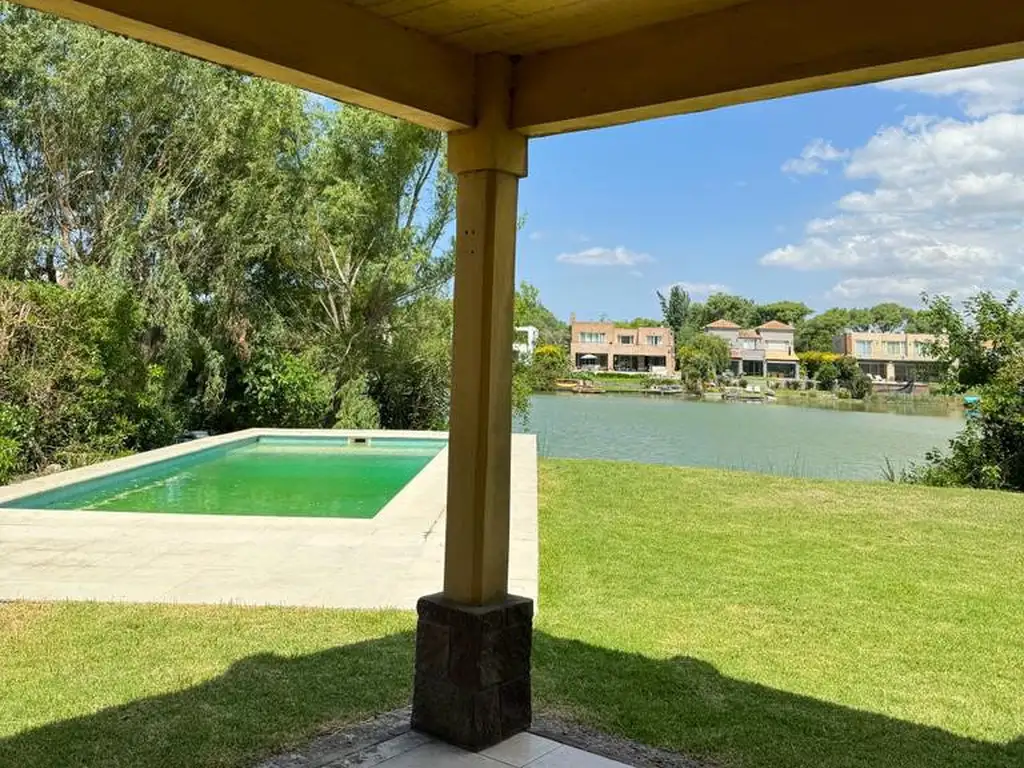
[2,437,446,518]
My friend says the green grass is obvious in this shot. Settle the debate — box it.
[535,461,1023,767]
[2,460,1022,767]
[0,604,414,767]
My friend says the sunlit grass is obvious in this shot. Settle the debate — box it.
[534,460,1024,767]
[2,460,1022,767]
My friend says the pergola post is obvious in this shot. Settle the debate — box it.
[412,53,533,751]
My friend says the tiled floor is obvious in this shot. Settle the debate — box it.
[0,431,538,609]
[294,731,635,768]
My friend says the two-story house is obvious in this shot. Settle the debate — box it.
[704,319,799,377]
[833,332,941,381]
[570,319,675,375]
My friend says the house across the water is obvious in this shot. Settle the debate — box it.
[570,318,675,375]
[704,319,800,378]
[833,332,942,382]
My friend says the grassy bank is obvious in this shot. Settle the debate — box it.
[2,461,1022,767]
[774,387,962,416]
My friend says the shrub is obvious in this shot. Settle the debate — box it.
[798,350,841,378]
[816,362,839,391]
[531,345,570,391]
[908,356,1024,490]
[333,374,381,429]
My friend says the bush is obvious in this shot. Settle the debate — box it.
[798,350,841,379]
[333,374,381,429]
[529,345,570,391]
[690,334,731,374]
[738,377,749,389]
[908,357,1024,490]
[0,277,182,479]
[816,362,839,391]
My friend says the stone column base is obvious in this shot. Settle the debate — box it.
[412,592,533,751]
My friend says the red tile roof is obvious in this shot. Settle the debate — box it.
[706,319,741,329]
[737,329,760,339]
[757,320,795,330]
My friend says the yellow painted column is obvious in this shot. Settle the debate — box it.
[443,54,527,606]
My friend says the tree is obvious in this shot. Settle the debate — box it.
[757,301,812,328]
[898,291,1024,490]
[868,302,915,333]
[616,317,661,328]
[835,356,872,399]
[515,282,567,346]
[677,347,714,393]
[702,292,759,329]
[797,308,854,352]
[691,334,731,374]
[530,344,570,391]
[924,291,1024,393]
[657,286,691,339]
[0,6,472,475]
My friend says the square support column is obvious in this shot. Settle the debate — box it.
[412,53,533,751]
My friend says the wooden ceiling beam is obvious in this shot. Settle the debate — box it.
[512,0,1024,136]
[17,0,476,131]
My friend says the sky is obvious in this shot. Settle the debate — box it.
[515,59,1024,323]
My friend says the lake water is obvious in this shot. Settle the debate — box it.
[518,394,964,480]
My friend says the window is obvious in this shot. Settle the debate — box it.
[884,341,906,357]
[855,340,872,357]
[579,332,605,343]
[740,339,758,349]
[914,341,932,357]
[646,335,662,346]
[618,335,635,345]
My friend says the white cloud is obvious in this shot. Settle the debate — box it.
[763,76,1024,303]
[827,276,981,302]
[556,246,653,267]
[662,281,730,295]
[880,59,1024,118]
[528,230,546,241]
[781,138,849,175]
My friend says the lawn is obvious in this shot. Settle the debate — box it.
[2,459,1022,767]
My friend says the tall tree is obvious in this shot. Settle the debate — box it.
[0,4,464,477]
[657,285,691,339]
[515,281,567,346]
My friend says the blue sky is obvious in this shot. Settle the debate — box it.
[515,60,1024,322]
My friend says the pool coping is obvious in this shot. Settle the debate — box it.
[0,430,539,609]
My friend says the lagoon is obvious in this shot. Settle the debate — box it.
[520,394,964,480]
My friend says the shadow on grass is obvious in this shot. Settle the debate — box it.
[3,629,1020,768]
[0,631,416,768]
[533,634,1023,768]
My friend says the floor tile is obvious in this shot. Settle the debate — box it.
[482,733,561,766]
[524,745,634,768]
[379,741,504,767]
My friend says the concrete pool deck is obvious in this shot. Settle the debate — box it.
[0,429,538,609]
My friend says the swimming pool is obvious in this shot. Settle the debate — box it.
[0,433,447,519]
